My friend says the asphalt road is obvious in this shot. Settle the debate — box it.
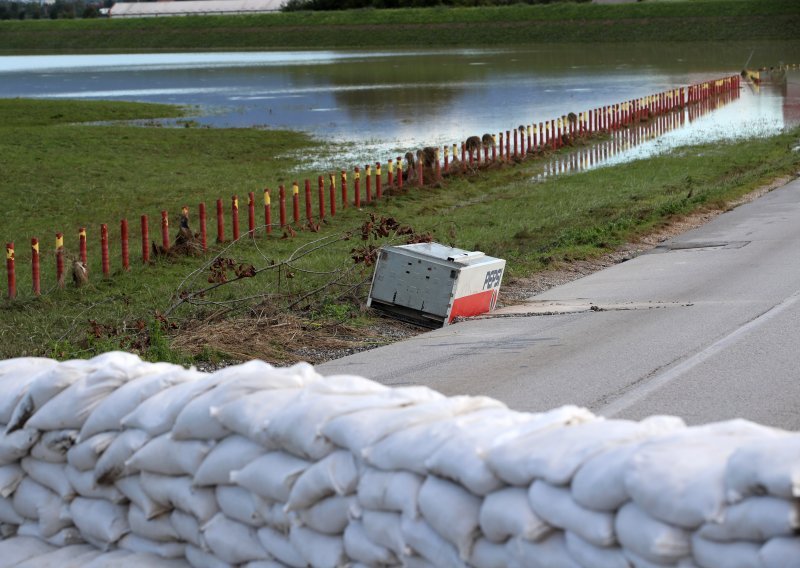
[320,176,800,430]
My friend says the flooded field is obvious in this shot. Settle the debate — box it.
[1,42,798,170]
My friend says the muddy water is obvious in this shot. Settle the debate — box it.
[1,42,798,170]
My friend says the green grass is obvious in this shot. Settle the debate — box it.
[1,0,799,53]
[1,98,799,362]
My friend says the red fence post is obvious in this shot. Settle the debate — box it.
[141,215,150,263]
[248,192,256,236]
[31,238,40,296]
[304,180,312,222]
[513,128,518,158]
[216,199,224,243]
[263,189,272,234]
[435,150,441,180]
[354,167,361,208]
[365,165,372,203]
[231,196,240,241]
[79,227,87,267]
[527,125,532,153]
[397,157,403,189]
[5,243,15,300]
[318,176,325,220]
[199,203,207,251]
[161,211,169,251]
[461,142,466,170]
[340,171,348,208]
[292,182,300,224]
[121,219,129,271]
[100,223,110,278]
[375,163,382,199]
[55,233,64,288]
[279,185,287,227]
[387,159,394,186]
[443,148,449,173]
[329,174,336,217]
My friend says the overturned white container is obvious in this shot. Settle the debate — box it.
[367,242,505,327]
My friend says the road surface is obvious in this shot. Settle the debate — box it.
[320,176,800,430]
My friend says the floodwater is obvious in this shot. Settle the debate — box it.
[1,42,798,170]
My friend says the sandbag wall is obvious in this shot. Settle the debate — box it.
[0,352,798,568]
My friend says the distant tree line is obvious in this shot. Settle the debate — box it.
[0,0,111,20]
[283,0,588,9]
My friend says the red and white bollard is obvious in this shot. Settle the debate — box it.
[5,243,15,300]
[263,189,272,234]
[55,233,64,288]
[231,196,240,241]
[318,176,326,220]
[31,238,40,296]
[79,227,88,266]
[100,223,110,278]
[248,192,256,236]
[141,216,150,263]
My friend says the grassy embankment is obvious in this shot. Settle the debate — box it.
[0,0,799,53]
[1,99,799,363]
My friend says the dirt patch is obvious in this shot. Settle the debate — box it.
[178,174,795,369]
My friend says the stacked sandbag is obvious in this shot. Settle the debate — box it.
[0,353,797,568]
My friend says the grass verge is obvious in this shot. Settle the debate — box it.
[1,98,799,363]
[0,0,799,53]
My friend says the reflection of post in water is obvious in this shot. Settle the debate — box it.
[534,87,740,181]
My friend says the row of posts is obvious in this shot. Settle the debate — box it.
[4,75,741,299]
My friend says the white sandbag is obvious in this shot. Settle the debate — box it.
[293,495,358,535]
[309,373,388,395]
[120,370,216,436]
[356,467,423,519]
[12,477,71,537]
[30,429,78,463]
[26,355,141,431]
[0,495,25,524]
[361,509,409,557]
[118,533,187,558]
[65,465,126,502]
[490,416,680,487]
[698,495,799,541]
[760,536,800,568]
[0,464,23,498]
[0,358,58,423]
[470,537,511,568]
[230,451,311,502]
[0,521,17,538]
[93,428,150,484]
[194,435,265,486]
[69,497,130,547]
[140,473,219,524]
[173,360,311,441]
[401,516,467,568]
[126,433,214,477]
[86,549,190,568]
[506,532,582,568]
[424,409,541,496]
[79,364,189,440]
[264,389,421,460]
[418,475,481,560]
[286,449,358,511]
[622,549,677,568]
[0,535,57,566]
[0,428,40,465]
[725,435,800,502]
[565,531,631,568]
[323,392,494,453]
[690,533,762,568]
[202,513,269,564]
[129,505,180,542]
[6,359,91,433]
[290,525,347,568]
[528,480,615,547]
[80,549,134,567]
[615,502,690,565]
[186,544,233,568]
[624,422,780,529]
[480,487,550,543]
[67,431,116,472]
[115,475,170,520]
[170,509,205,549]
[211,390,300,447]
[20,457,73,499]
[17,520,85,547]
[572,442,639,512]
[242,562,285,568]
[256,499,291,532]
[215,485,264,527]
[11,543,101,568]
[344,519,397,566]
[257,526,308,568]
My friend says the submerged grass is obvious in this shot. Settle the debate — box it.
[0,0,799,53]
[1,98,799,362]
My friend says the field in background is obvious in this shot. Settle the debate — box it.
[0,0,799,53]
[1,99,799,363]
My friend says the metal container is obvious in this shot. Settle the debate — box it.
[367,242,505,327]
